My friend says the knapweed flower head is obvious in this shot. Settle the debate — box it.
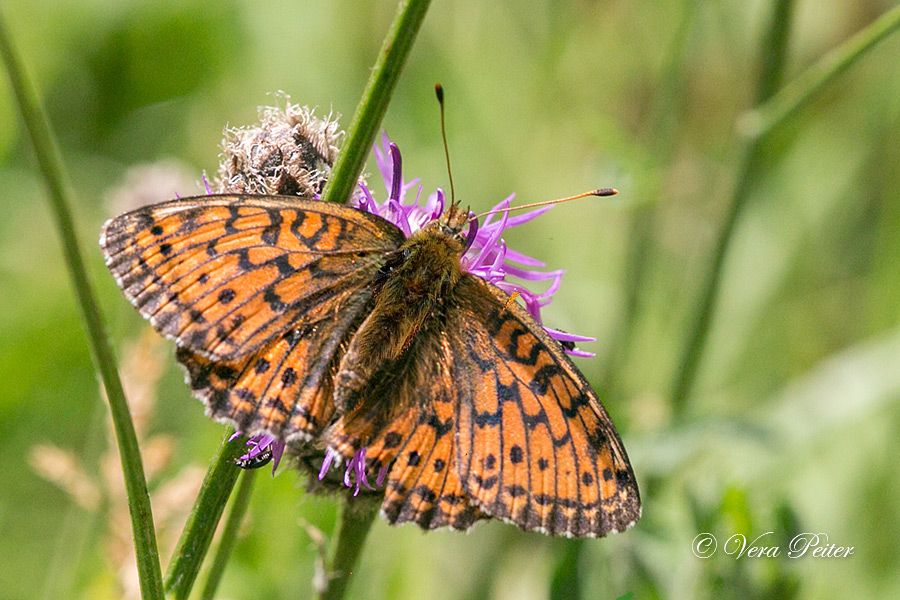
[356,132,596,357]
[215,94,342,197]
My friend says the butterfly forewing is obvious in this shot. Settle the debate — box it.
[100,194,404,361]
[448,276,640,538]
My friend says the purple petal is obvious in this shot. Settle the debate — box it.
[467,200,510,270]
[344,448,376,496]
[502,265,564,282]
[376,464,389,487]
[536,273,563,299]
[374,132,393,193]
[388,143,402,202]
[503,247,545,267]
[387,198,412,237]
[318,447,340,480]
[270,440,286,475]
[480,194,517,229]
[565,347,596,358]
[543,327,596,343]
[502,205,553,228]
[464,211,479,251]
[430,189,446,221]
[400,178,421,205]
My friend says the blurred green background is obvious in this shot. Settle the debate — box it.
[2,0,899,598]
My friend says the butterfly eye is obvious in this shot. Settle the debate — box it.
[402,248,413,261]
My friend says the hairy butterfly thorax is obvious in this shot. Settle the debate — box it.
[356,200,470,362]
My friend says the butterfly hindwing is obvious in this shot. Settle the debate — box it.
[325,313,488,531]
[447,275,640,538]
[177,287,374,441]
[328,398,488,531]
[100,194,404,361]
[377,400,488,531]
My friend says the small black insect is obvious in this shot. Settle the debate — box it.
[235,447,273,469]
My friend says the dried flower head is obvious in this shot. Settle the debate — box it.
[215,93,342,197]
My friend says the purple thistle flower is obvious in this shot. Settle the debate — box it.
[354,133,596,356]
[318,446,341,479]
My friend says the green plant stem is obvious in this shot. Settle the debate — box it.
[199,469,258,600]
[315,499,380,600]
[320,0,432,206]
[549,539,583,600]
[669,0,796,417]
[0,12,164,600]
[740,2,900,139]
[672,0,900,416]
[312,3,432,599]
[164,431,244,599]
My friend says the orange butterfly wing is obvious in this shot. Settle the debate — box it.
[448,275,640,537]
[100,194,404,361]
[102,192,638,536]
[378,402,487,531]
[327,386,488,531]
[176,287,372,440]
[324,312,489,530]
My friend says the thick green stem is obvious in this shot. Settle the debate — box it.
[164,432,244,599]
[312,2,432,598]
[199,469,258,600]
[315,499,380,600]
[320,0,433,206]
[672,1,900,416]
[0,11,164,599]
[549,540,583,600]
[740,3,900,139]
[670,0,796,416]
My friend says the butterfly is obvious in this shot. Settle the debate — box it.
[100,192,641,537]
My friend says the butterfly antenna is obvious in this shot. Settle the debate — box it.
[471,188,618,221]
[435,83,456,207]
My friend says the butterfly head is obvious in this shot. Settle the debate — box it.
[385,214,467,298]
[426,199,477,249]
